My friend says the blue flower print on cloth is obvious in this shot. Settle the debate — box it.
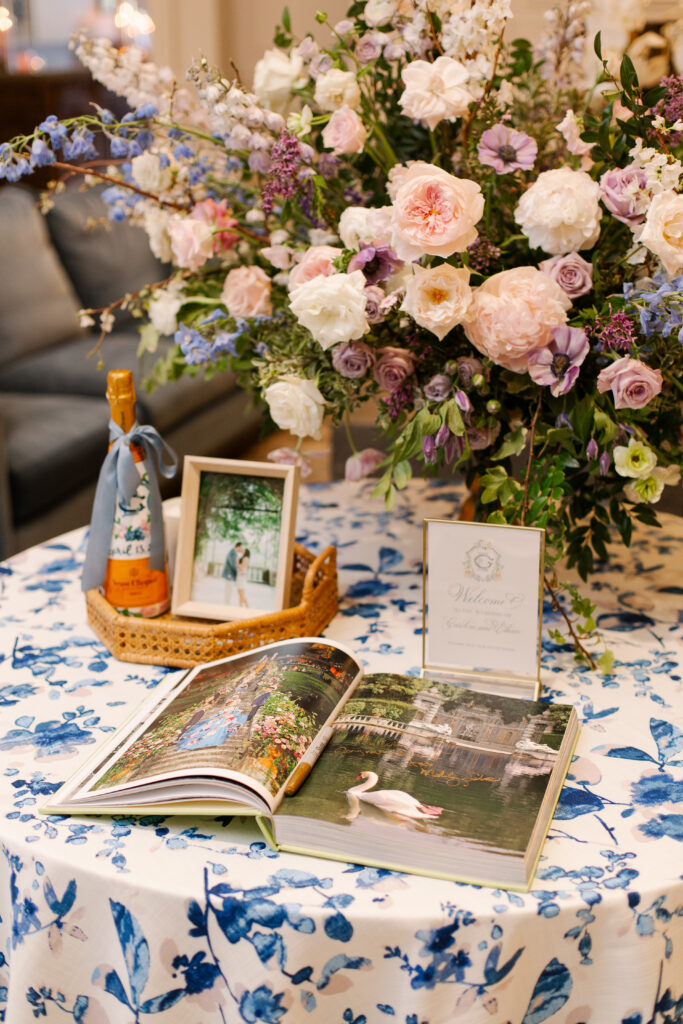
[0,478,681,1023]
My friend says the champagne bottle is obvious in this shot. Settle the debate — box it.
[102,369,170,617]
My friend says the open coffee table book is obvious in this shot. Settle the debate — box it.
[44,633,579,892]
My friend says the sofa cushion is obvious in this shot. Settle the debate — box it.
[0,186,84,367]
[46,185,168,328]
[0,332,239,435]
[1,392,109,523]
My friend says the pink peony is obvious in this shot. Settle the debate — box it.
[322,106,367,155]
[345,448,385,481]
[221,265,272,318]
[390,162,484,262]
[596,356,663,409]
[464,266,571,373]
[190,198,239,253]
[168,215,214,271]
[288,245,343,291]
[539,252,593,299]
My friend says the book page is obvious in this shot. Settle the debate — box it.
[55,638,362,814]
[277,672,573,864]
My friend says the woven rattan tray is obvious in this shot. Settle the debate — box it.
[86,543,338,668]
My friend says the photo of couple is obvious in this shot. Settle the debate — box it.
[222,540,251,608]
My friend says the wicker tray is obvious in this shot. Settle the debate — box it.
[86,543,338,668]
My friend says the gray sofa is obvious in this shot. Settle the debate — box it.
[0,185,262,559]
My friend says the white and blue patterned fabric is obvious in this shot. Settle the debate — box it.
[0,478,681,1024]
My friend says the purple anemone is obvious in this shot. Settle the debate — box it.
[477,123,537,174]
[527,325,589,397]
[347,242,403,285]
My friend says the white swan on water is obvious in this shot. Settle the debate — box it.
[345,771,443,821]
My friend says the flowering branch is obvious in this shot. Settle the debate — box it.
[53,161,186,209]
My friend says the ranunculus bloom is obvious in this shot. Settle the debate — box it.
[314,68,361,111]
[253,48,305,113]
[514,167,602,255]
[289,269,368,349]
[613,438,657,479]
[221,266,272,318]
[599,165,649,226]
[191,198,239,254]
[401,264,472,340]
[596,356,663,409]
[264,375,326,439]
[345,448,385,481]
[477,123,537,174]
[527,325,589,396]
[539,252,593,299]
[373,347,416,391]
[168,215,214,271]
[639,190,683,277]
[288,245,342,291]
[322,106,367,155]
[390,162,484,262]
[399,56,473,131]
[339,206,393,249]
[331,340,375,378]
[464,266,571,373]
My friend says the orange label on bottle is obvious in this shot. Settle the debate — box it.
[104,557,169,614]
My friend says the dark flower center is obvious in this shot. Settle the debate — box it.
[551,353,570,378]
[497,143,518,163]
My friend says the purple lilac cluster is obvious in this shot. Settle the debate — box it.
[467,236,502,274]
[624,272,683,343]
[261,131,305,216]
[652,75,683,144]
[590,307,637,352]
[384,380,415,420]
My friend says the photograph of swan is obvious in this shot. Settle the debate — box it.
[346,771,444,822]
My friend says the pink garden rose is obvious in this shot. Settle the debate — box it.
[464,266,571,373]
[322,106,367,155]
[288,245,343,291]
[596,356,663,409]
[168,214,214,271]
[539,252,593,299]
[345,448,385,481]
[373,347,416,390]
[390,162,484,262]
[190,198,239,254]
[221,265,272,318]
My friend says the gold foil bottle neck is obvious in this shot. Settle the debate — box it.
[106,369,136,432]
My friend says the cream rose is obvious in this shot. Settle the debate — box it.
[464,266,571,373]
[639,190,683,277]
[314,69,361,111]
[131,153,171,194]
[390,162,484,261]
[322,106,368,155]
[402,264,472,340]
[399,57,473,131]
[264,374,326,439]
[221,266,272,318]
[289,269,368,348]
[253,48,305,112]
[514,167,602,255]
[364,0,397,27]
[287,245,343,291]
[168,215,214,271]
[338,206,393,249]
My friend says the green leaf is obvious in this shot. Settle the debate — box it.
[481,486,500,504]
[443,399,465,437]
[570,395,594,443]
[386,484,397,511]
[598,649,615,675]
[136,323,160,358]
[620,53,639,95]
[371,472,392,498]
[486,509,506,524]
[393,459,412,489]
[281,5,291,31]
[415,407,441,437]
[491,426,527,462]
[593,408,618,444]
[593,30,602,60]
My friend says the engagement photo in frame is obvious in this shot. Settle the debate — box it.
[172,458,299,622]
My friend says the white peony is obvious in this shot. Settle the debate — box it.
[289,270,368,348]
[639,190,683,276]
[401,264,472,339]
[514,167,602,255]
[364,0,398,27]
[338,205,393,249]
[399,57,473,130]
[314,68,361,111]
[148,281,185,335]
[264,374,326,439]
[131,153,171,194]
[253,48,305,113]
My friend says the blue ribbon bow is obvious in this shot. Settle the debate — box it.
[81,421,178,593]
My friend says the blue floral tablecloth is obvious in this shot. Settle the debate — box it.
[0,478,681,1024]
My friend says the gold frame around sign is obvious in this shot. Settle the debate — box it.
[422,518,546,698]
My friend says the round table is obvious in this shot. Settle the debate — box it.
[0,479,681,1024]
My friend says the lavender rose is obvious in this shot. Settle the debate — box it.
[355,32,383,64]
[331,340,376,378]
[456,356,484,389]
[540,253,593,299]
[596,356,663,409]
[424,374,452,401]
[373,347,416,391]
[599,165,649,226]
[467,422,501,450]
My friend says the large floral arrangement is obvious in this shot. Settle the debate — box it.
[3,0,683,667]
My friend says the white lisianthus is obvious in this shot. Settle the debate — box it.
[364,0,398,27]
[131,153,171,193]
[613,438,658,479]
[253,48,305,113]
[338,205,393,249]
[514,167,602,254]
[264,374,326,439]
[639,190,683,277]
[314,68,361,111]
[148,280,185,335]
[399,57,474,130]
[289,270,368,348]
[142,206,173,262]
[402,264,472,339]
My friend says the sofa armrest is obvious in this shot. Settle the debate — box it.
[0,403,16,561]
